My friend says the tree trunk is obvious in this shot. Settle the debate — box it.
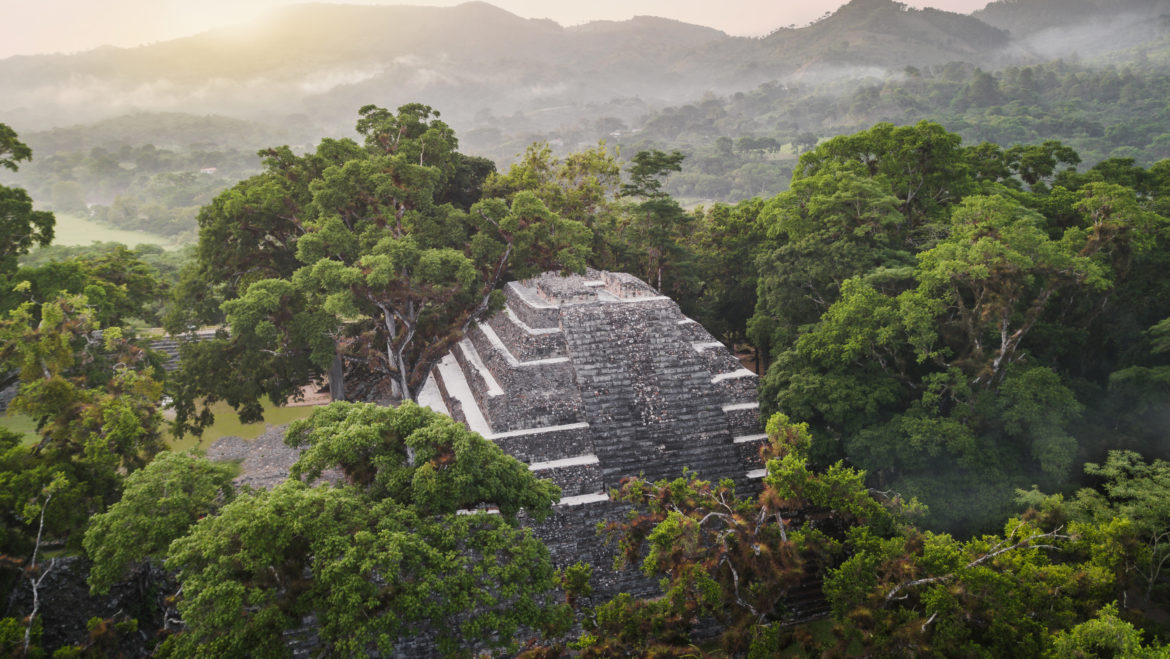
[328,353,345,402]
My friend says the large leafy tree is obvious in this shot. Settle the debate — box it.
[749,121,978,368]
[617,150,697,296]
[754,122,1170,533]
[749,163,912,361]
[764,192,1160,530]
[1066,450,1170,609]
[0,293,165,649]
[792,120,974,228]
[484,141,629,272]
[0,295,164,539]
[170,105,590,431]
[0,124,54,282]
[158,402,566,657]
[83,451,237,595]
[687,197,767,352]
[563,414,1133,657]
[0,245,166,328]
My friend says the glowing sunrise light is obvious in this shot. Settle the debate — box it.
[1,0,994,59]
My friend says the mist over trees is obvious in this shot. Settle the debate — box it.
[8,0,1170,242]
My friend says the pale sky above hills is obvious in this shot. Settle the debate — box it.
[1,0,991,59]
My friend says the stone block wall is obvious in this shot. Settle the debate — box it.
[504,282,560,329]
[481,310,566,362]
[490,424,593,464]
[460,323,583,432]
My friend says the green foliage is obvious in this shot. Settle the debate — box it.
[1,244,168,326]
[687,197,767,348]
[286,401,560,520]
[7,122,274,240]
[821,514,1124,657]
[754,121,1170,533]
[621,150,685,200]
[83,451,236,594]
[1048,603,1169,658]
[1067,451,1170,609]
[582,412,1144,655]
[0,428,76,568]
[0,295,164,554]
[794,121,973,226]
[586,413,909,654]
[615,150,696,295]
[172,105,591,432]
[0,124,54,280]
[749,122,957,364]
[619,61,1170,204]
[161,401,566,656]
[485,142,626,273]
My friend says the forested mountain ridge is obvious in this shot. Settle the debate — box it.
[759,0,1017,74]
[969,0,1170,66]
[8,1,1170,240]
[0,1,743,132]
[5,0,1168,136]
[976,0,1170,39]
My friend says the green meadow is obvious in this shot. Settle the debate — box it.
[2,399,320,452]
[49,212,175,249]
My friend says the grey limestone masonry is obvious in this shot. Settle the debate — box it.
[0,383,15,414]
[426,269,766,599]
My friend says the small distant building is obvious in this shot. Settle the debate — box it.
[199,167,218,175]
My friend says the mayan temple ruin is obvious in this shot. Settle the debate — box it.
[417,269,765,593]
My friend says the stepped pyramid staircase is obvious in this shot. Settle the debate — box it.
[423,269,765,595]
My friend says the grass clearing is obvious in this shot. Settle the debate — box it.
[0,413,40,445]
[166,400,320,452]
[51,212,176,249]
[2,400,321,453]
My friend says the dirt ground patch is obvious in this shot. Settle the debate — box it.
[207,424,342,490]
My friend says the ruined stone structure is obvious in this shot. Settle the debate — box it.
[421,269,765,594]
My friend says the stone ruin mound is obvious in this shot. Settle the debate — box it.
[421,269,765,595]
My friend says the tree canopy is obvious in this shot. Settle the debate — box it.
[169,104,591,432]
[155,402,566,656]
[0,123,54,282]
[751,121,1170,532]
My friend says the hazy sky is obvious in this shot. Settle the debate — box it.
[0,0,992,59]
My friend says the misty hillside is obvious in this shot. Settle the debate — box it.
[7,0,1170,223]
[5,0,1169,137]
[975,0,1170,36]
[759,0,1018,74]
[0,1,743,133]
[974,0,1170,59]
[18,113,309,154]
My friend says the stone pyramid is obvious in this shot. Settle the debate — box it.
[421,269,765,591]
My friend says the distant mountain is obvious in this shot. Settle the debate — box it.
[757,0,1018,76]
[975,0,1170,35]
[974,0,1170,58]
[1,0,1165,143]
[20,113,305,155]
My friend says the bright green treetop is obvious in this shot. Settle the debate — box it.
[170,105,591,432]
[159,401,565,657]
